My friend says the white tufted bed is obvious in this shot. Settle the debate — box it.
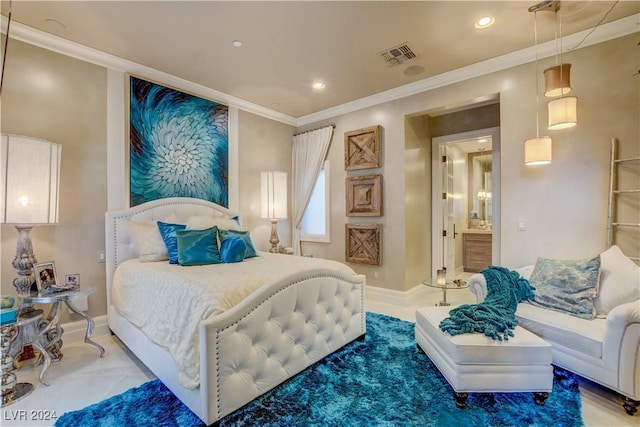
[105,197,366,425]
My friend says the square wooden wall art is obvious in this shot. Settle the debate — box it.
[345,224,382,265]
[346,174,382,216]
[344,125,381,170]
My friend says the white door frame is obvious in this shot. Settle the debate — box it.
[431,127,501,281]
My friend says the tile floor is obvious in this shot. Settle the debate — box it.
[1,286,637,426]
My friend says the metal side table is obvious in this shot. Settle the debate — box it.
[18,287,105,386]
[421,279,469,307]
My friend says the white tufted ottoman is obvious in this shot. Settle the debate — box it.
[415,306,553,408]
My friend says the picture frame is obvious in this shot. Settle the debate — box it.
[344,125,382,171]
[34,262,58,292]
[345,224,382,265]
[346,174,382,216]
[64,274,80,290]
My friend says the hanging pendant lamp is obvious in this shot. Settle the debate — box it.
[548,96,577,130]
[544,63,571,97]
[543,0,577,130]
[525,2,552,166]
[524,136,552,165]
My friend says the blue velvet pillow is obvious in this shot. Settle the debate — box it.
[528,255,601,319]
[176,226,222,266]
[220,237,247,263]
[218,229,258,258]
[157,221,187,264]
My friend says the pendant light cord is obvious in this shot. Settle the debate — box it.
[569,1,619,51]
[534,10,540,138]
[0,0,12,97]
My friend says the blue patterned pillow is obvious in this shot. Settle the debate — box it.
[176,227,222,266]
[528,255,601,319]
[220,237,247,263]
[157,221,187,264]
[218,229,258,258]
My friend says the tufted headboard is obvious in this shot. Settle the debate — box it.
[104,197,240,311]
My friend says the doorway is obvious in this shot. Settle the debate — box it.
[431,127,501,282]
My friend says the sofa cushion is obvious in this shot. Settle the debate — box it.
[594,245,640,317]
[516,303,606,359]
[528,256,600,319]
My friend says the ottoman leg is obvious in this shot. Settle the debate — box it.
[416,344,425,354]
[619,395,639,416]
[454,392,468,408]
[532,392,549,405]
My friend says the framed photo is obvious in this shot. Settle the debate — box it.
[346,174,382,217]
[345,224,382,265]
[34,262,58,291]
[344,125,381,171]
[64,274,80,290]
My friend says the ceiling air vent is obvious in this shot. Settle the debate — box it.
[379,43,417,67]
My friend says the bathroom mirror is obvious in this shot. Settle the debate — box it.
[467,151,492,229]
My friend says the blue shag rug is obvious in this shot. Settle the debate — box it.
[56,313,583,426]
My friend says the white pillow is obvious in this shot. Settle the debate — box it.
[186,215,240,231]
[593,245,640,316]
[127,213,178,262]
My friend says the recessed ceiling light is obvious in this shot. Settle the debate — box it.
[474,16,494,29]
[232,40,242,47]
[312,81,325,90]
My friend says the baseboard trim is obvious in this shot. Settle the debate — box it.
[366,283,429,307]
[61,314,110,343]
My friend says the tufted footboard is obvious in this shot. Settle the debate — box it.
[200,269,365,422]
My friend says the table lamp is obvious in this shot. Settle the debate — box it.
[260,171,287,254]
[1,135,61,298]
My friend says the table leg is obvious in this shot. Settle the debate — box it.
[32,302,62,386]
[438,286,450,307]
[64,300,105,357]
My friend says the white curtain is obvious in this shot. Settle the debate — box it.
[292,126,334,255]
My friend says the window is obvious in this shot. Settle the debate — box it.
[300,160,330,243]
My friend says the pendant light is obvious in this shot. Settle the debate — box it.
[525,3,552,166]
[545,1,577,130]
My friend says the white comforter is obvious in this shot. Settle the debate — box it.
[112,252,357,389]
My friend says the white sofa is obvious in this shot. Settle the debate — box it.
[468,245,640,415]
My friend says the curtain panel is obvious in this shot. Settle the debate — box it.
[291,126,334,255]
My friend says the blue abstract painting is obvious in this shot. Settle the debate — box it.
[129,76,228,207]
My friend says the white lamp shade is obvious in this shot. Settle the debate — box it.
[261,171,287,219]
[548,96,577,130]
[524,136,552,166]
[1,135,61,224]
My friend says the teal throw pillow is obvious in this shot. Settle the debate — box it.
[176,227,222,266]
[157,221,187,264]
[528,255,601,319]
[220,237,247,263]
[218,229,258,258]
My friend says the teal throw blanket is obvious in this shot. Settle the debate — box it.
[439,266,535,341]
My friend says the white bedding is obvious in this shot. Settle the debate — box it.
[112,252,357,389]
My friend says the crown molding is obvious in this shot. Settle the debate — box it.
[296,14,639,126]
[3,13,637,128]
[3,20,297,126]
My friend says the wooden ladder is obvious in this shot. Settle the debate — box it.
[606,137,640,262]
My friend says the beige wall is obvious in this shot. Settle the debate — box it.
[1,39,108,324]
[2,33,637,314]
[301,33,639,292]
